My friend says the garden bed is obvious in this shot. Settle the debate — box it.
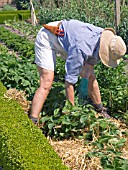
[4,88,128,170]
[0,21,128,170]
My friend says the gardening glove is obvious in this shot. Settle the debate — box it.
[78,78,88,102]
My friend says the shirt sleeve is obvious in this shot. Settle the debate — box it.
[65,45,86,84]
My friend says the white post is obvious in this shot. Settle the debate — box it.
[30,0,38,26]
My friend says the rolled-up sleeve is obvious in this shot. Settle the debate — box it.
[65,46,86,84]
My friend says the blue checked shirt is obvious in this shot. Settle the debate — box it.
[58,19,104,84]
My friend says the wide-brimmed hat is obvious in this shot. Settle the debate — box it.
[99,28,126,68]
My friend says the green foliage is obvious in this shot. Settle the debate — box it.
[0,10,31,14]
[0,10,32,24]
[4,20,41,38]
[38,0,127,48]
[55,57,65,82]
[85,118,128,169]
[0,82,69,170]
[38,7,87,24]
[0,14,19,24]
[38,0,115,26]
[0,26,34,58]
[18,13,31,21]
[0,82,6,96]
[0,10,31,15]
[101,156,128,170]
[2,4,17,11]
[41,98,128,168]
[0,53,38,100]
[0,18,128,169]
[14,0,41,10]
[40,99,96,139]
[118,18,128,53]
[95,61,128,120]
[0,44,8,53]
[15,0,30,10]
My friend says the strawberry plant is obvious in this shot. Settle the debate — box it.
[40,99,96,139]
[95,60,127,122]
[84,117,128,170]
[0,26,35,58]
[0,53,38,100]
[4,20,41,39]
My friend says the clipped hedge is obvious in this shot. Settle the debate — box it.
[0,14,19,24]
[18,13,31,21]
[0,10,31,14]
[0,82,69,170]
[0,10,31,24]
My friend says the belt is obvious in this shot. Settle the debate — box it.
[43,22,64,36]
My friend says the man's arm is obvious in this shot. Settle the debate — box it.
[78,63,94,100]
[80,62,102,104]
[65,81,75,105]
[65,63,94,105]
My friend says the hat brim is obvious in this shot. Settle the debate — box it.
[99,28,120,68]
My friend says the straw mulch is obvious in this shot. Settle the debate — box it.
[3,88,128,170]
[48,138,103,170]
[48,117,128,170]
[4,88,31,114]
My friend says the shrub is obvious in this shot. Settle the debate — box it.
[2,4,17,11]
[0,10,32,24]
[0,14,19,24]
[0,82,68,170]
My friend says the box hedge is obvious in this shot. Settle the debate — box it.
[0,82,69,170]
[0,14,19,24]
[18,13,31,21]
[0,10,32,24]
[0,10,30,14]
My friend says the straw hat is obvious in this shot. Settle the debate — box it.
[99,28,126,68]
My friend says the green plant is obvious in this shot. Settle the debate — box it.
[0,17,128,169]
[0,53,38,100]
[0,26,35,58]
[2,4,17,11]
[14,0,41,10]
[85,118,128,169]
[0,82,69,170]
[40,100,96,139]
[95,61,128,117]
[118,18,128,53]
